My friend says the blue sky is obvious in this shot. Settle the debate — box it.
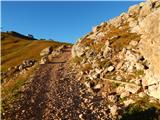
[2,1,142,43]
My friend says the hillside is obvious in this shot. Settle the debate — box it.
[1,0,160,119]
[72,0,160,119]
[1,31,71,72]
[1,31,72,117]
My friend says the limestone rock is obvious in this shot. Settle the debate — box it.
[125,85,141,94]
[107,66,115,72]
[102,41,111,58]
[109,105,118,116]
[128,4,141,16]
[123,99,135,107]
[72,44,85,58]
[40,46,53,56]
[39,56,49,64]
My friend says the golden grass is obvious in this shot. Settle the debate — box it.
[1,32,72,72]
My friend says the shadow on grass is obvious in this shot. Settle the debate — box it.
[121,106,160,120]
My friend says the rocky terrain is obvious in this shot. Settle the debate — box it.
[72,0,160,119]
[1,0,160,119]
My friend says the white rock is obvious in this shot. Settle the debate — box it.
[109,105,118,116]
[125,85,141,94]
[123,99,135,107]
[120,91,130,99]
[108,95,117,103]
[40,46,53,56]
[116,75,123,81]
[135,63,144,70]
[129,40,139,47]
[93,84,102,89]
[107,66,115,72]
[128,4,141,15]
[138,92,146,98]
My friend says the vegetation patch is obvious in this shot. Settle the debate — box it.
[1,65,38,113]
[121,97,160,120]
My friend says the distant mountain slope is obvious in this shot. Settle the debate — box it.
[1,31,71,72]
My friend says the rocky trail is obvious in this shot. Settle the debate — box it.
[2,0,160,119]
[3,47,110,120]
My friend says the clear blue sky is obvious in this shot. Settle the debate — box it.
[2,1,141,43]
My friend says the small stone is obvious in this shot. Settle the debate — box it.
[129,40,138,47]
[84,81,90,88]
[39,56,49,64]
[135,63,144,70]
[138,92,146,98]
[116,86,125,94]
[109,105,118,116]
[22,110,25,113]
[79,114,83,119]
[120,91,130,99]
[93,84,102,89]
[123,99,135,107]
[108,95,117,103]
[116,75,122,81]
[107,66,115,72]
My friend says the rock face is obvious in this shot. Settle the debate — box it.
[138,10,160,99]
[128,1,160,99]
[71,0,160,103]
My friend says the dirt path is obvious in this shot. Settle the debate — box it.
[3,47,110,120]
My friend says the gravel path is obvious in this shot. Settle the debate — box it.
[3,47,110,120]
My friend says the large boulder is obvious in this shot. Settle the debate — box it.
[40,46,53,56]
[128,4,141,16]
[72,43,85,58]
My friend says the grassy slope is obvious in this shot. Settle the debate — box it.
[1,32,71,72]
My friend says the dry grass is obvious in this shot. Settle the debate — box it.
[1,32,72,72]
[1,32,72,112]
[1,64,38,113]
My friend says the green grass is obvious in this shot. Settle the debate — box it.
[134,70,145,78]
[156,4,160,8]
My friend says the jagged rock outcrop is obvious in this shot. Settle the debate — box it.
[71,1,160,118]
[40,46,53,56]
[129,6,160,99]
